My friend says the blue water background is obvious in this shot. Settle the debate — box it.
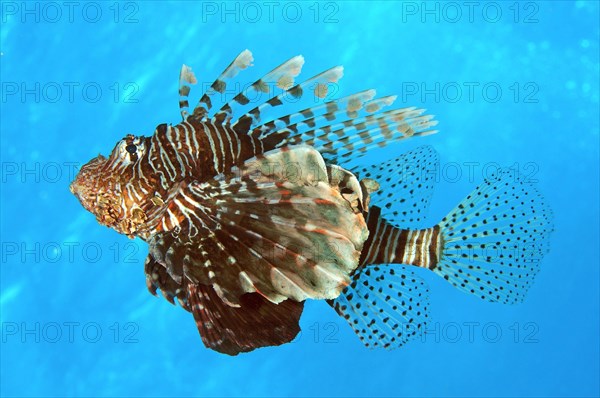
[1,1,598,397]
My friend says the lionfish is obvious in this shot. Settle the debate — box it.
[70,50,553,355]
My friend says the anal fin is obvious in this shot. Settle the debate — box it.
[330,265,429,349]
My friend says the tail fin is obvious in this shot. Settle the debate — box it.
[433,169,554,304]
[331,166,553,349]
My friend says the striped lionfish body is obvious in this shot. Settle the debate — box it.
[70,50,553,355]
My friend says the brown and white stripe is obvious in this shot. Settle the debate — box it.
[359,206,443,270]
[141,119,264,186]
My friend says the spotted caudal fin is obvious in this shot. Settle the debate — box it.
[354,169,554,305]
[433,169,553,304]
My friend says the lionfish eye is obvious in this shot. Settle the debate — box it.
[126,144,137,154]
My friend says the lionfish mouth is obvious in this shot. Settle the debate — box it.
[70,154,107,211]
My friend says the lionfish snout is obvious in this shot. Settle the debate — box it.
[70,155,107,214]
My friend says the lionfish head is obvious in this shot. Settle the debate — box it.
[70,134,149,236]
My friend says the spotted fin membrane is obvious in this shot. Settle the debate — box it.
[353,145,439,229]
[330,146,438,348]
[332,265,430,349]
[331,150,553,349]
[434,169,554,304]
